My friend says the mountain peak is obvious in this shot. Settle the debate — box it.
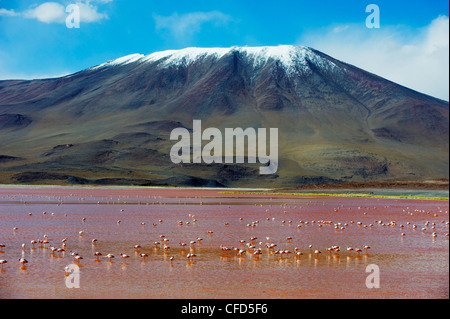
[91,45,331,75]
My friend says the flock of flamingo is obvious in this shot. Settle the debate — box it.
[0,202,448,271]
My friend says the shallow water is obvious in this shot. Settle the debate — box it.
[0,187,448,298]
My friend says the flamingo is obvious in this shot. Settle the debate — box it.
[140,253,148,260]
[186,253,196,260]
[105,254,115,261]
[94,252,102,260]
[19,258,28,265]
[254,249,262,255]
[120,253,130,260]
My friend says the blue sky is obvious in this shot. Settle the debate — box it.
[0,0,449,100]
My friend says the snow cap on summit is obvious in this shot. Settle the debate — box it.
[91,45,338,76]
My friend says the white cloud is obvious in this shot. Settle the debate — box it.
[298,15,449,101]
[332,25,349,33]
[76,2,108,22]
[0,1,108,24]
[24,2,66,23]
[0,8,19,16]
[154,11,232,41]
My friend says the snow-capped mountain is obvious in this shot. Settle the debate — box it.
[92,46,337,76]
[0,46,448,187]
